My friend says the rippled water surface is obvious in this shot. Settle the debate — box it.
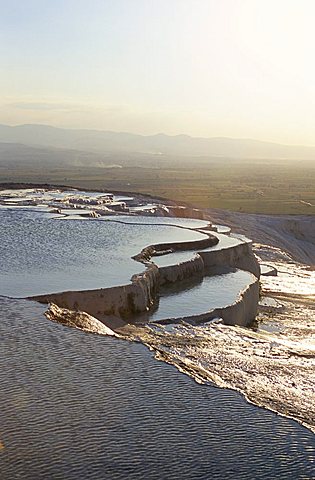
[0,209,206,297]
[1,192,314,479]
[0,296,314,480]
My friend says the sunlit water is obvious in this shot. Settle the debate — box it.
[0,192,314,478]
[122,249,315,435]
[0,296,314,480]
[260,261,315,297]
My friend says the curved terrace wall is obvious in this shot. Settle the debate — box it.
[198,242,261,278]
[31,255,206,319]
[159,255,205,285]
[153,276,259,328]
[133,234,218,262]
[32,263,160,319]
[32,232,261,328]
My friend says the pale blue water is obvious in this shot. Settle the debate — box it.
[0,209,206,297]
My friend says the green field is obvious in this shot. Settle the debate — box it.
[1,160,314,215]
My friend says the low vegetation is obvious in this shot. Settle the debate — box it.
[1,159,314,215]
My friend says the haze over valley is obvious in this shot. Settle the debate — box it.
[1,1,314,478]
[1,124,315,162]
[1,124,314,216]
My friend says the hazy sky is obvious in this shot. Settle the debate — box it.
[1,0,315,144]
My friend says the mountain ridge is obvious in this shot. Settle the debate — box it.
[0,123,314,160]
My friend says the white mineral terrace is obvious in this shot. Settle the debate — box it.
[1,187,314,434]
[0,187,260,328]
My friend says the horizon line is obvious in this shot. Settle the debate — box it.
[1,122,315,149]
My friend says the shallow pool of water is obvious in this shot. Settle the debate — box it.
[149,270,255,321]
[152,232,245,267]
[100,215,210,229]
[0,209,207,297]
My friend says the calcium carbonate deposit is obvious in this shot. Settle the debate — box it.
[1,187,314,437]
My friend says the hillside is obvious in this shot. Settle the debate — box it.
[1,124,315,160]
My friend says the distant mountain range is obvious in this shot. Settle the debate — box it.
[0,124,314,161]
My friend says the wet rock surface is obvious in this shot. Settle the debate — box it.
[1,186,314,435]
[46,303,118,336]
[119,293,314,433]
